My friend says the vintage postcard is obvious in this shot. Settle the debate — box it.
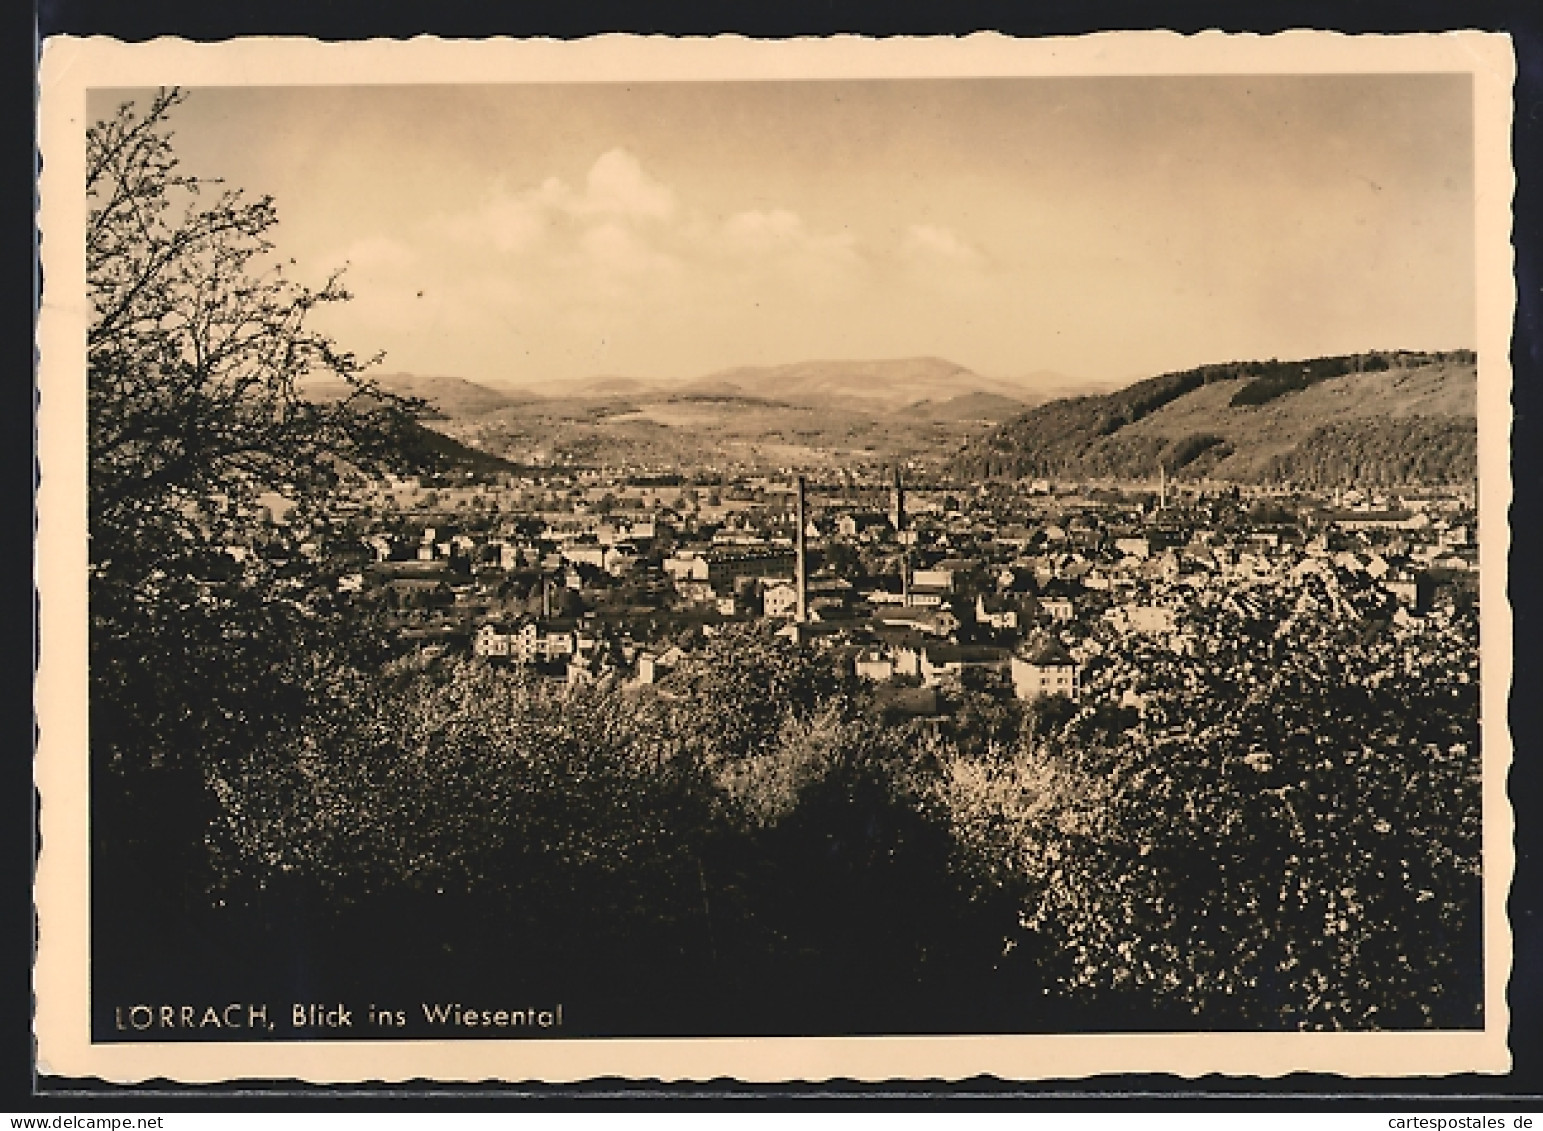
[35,31,1516,1084]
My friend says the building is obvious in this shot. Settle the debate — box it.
[920,644,1011,687]
[763,581,801,619]
[1105,603,1177,636]
[663,553,710,582]
[1041,596,1075,622]
[873,606,960,638]
[561,545,606,569]
[473,619,577,664]
[636,645,685,685]
[603,543,641,575]
[1011,640,1081,701]
[667,547,796,598]
[807,576,855,617]
[836,512,891,541]
[904,567,952,608]
[975,593,1020,631]
[1329,509,1428,533]
[1383,571,1433,612]
[910,567,956,592]
[703,548,796,595]
[854,650,894,682]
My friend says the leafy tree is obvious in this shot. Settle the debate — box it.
[940,575,1482,1030]
[85,88,430,967]
[88,89,425,764]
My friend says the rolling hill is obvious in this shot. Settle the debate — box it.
[422,378,1033,473]
[300,351,1476,485]
[302,372,532,419]
[952,350,1478,487]
[322,357,1075,473]
[395,419,519,475]
[681,356,1022,411]
[496,356,1075,414]
[893,391,1033,422]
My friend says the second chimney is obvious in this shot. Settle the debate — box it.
[795,475,809,624]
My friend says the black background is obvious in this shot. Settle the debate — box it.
[13,0,1543,1109]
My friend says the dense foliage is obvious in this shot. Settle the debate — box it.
[939,574,1483,1028]
[147,612,1480,1033]
[1163,432,1232,473]
[1228,353,1393,407]
[88,88,425,778]
[1262,417,1478,488]
[87,89,432,988]
[953,351,1475,483]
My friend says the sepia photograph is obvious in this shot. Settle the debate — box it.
[33,32,1516,1083]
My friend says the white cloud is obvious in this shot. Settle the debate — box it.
[572,221,683,300]
[434,194,542,255]
[899,223,986,270]
[479,196,552,254]
[720,208,803,254]
[437,148,678,258]
[720,208,858,263]
[581,149,676,220]
[711,208,864,298]
[323,150,887,377]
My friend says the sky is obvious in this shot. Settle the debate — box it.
[91,76,1475,393]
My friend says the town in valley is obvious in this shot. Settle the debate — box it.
[249,446,1479,729]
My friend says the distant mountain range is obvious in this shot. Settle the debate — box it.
[952,350,1478,487]
[671,357,1052,412]
[480,356,1090,415]
[304,351,1477,486]
[321,357,1058,473]
[307,356,1097,427]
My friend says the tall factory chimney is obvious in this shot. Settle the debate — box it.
[795,475,809,624]
[889,465,906,532]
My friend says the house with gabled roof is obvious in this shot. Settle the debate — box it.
[1010,638,1081,701]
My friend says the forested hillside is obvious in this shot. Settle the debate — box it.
[1262,417,1478,488]
[952,350,1477,485]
